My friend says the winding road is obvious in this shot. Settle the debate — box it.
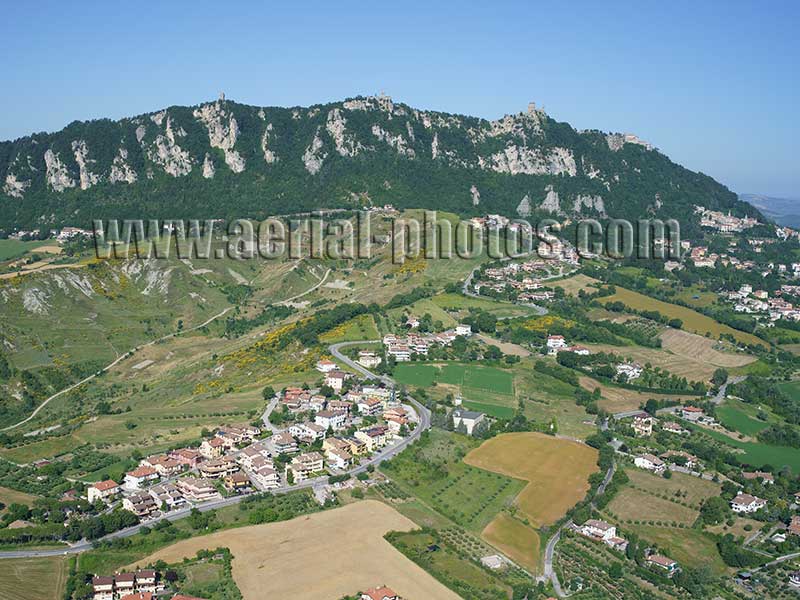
[0,338,430,560]
[2,306,235,432]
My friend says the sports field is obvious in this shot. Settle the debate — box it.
[0,556,67,600]
[481,513,540,573]
[464,432,598,527]
[129,500,460,600]
[598,286,765,347]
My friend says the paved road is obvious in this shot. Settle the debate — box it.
[0,339,430,560]
[542,456,616,597]
[462,263,549,317]
[2,306,235,432]
[711,375,747,405]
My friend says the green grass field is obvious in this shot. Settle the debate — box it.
[627,525,728,576]
[697,426,800,472]
[716,399,774,437]
[393,362,514,395]
[0,239,53,262]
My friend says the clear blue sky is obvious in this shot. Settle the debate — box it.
[1,1,797,197]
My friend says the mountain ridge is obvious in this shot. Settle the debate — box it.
[0,94,758,231]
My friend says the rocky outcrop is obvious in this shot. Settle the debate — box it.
[470,184,481,206]
[303,127,327,174]
[371,125,415,158]
[44,149,76,192]
[3,174,30,198]
[71,140,101,190]
[541,185,562,215]
[573,194,606,216]
[326,109,363,157]
[261,123,278,164]
[109,148,138,184]
[431,133,440,159]
[481,145,576,176]
[193,102,245,173]
[202,153,215,179]
[146,117,193,177]
[516,194,532,217]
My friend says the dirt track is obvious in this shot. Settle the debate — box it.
[127,500,460,600]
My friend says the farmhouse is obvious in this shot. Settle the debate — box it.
[731,492,767,513]
[361,587,399,600]
[659,450,700,470]
[632,413,653,437]
[580,519,616,541]
[452,408,485,435]
[88,480,119,504]
[743,471,775,484]
[616,362,643,381]
[455,323,472,336]
[788,516,800,536]
[661,421,688,435]
[646,554,679,577]
[546,335,567,354]
[681,406,704,421]
[634,453,665,474]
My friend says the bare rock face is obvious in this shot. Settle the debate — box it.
[135,125,147,143]
[202,153,215,179]
[482,145,576,176]
[303,127,327,174]
[573,194,606,216]
[431,133,440,159]
[326,109,363,157]
[71,140,101,189]
[146,116,193,177]
[371,125,415,158]
[261,123,278,164]
[541,185,562,215]
[193,102,245,173]
[516,194,532,217]
[470,184,481,206]
[44,149,76,192]
[3,174,31,198]
[109,148,138,184]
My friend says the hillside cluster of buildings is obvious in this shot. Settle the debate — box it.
[725,284,800,322]
[695,206,759,233]
[381,325,471,362]
[85,364,415,521]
